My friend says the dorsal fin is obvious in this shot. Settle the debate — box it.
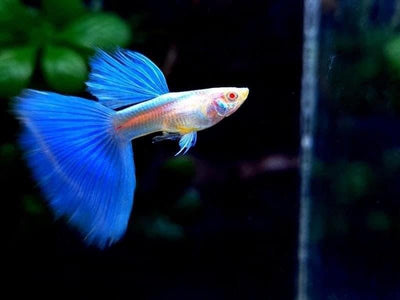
[87,48,169,109]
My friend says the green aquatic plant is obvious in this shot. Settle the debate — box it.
[334,161,375,204]
[163,156,196,178]
[23,194,45,216]
[173,188,201,213]
[319,0,400,115]
[138,215,185,240]
[367,211,391,231]
[0,142,17,163]
[0,0,132,96]
[382,148,400,173]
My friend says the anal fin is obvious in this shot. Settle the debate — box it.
[152,132,181,143]
[152,131,198,156]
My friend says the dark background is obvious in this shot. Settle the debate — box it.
[3,0,302,299]
[5,0,400,299]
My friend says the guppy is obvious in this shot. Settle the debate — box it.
[14,48,249,248]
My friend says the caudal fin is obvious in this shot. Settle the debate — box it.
[14,90,135,248]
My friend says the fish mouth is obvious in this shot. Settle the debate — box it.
[240,87,249,100]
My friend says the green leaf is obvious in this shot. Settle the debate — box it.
[0,0,24,24]
[0,0,39,30]
[41,45,87,93]
[27,19,56,48]
[42,0,85,26]
[384,36,400,79]
[0,31,17,45]
[0,46,36,97]
[59,13,132,50]
[0,0,40,45]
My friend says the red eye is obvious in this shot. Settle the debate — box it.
[227,92,237,101]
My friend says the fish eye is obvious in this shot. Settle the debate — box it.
[226,92,238,101]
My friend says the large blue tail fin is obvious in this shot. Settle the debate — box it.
[14,90,135,248]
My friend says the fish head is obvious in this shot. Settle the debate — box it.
[204,87,249,122]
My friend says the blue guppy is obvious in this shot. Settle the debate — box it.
[14,48,249,248]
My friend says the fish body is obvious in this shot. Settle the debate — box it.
[116,87,249,141]
[14,48,249,248]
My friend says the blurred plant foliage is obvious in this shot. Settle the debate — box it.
[314,0,400,243]
[0,0,134,96]
[163,156,196,178]
[136,215,185,241]
[23,194,45,215]
[311,154,400,240]
[321,0,400,115]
